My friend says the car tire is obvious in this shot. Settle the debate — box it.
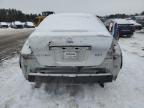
[34,77,42,88]
[127,34,133,38]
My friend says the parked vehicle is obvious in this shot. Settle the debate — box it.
[135,16,144,27]
[0,22,9,28]
[105,19,135,38]
[20,13,122,87]
[127,19,142,30]
[24,22,35,28]
[11,21,24,29]
[33,16,46,26]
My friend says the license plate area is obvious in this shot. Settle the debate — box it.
[63,51,78,59]
[51,45,91,61]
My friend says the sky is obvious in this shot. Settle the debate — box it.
[0,0,144,16]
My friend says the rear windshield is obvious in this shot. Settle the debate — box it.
[38,15,108,33]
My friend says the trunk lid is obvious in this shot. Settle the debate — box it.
[29,33,113,66]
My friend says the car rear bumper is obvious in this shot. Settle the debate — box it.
[135,26,142,30]
[27,72,113,84]
[119,31,134,35]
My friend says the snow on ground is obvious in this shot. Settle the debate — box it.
[0,28,35,36]
[0,32,144,108]
[119,31,144,57]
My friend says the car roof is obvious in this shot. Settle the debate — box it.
[51,13,94,17]
[14,21,23,25]
[26,22,34,26]
[135,15,144,18]
[0,22,8,25]
[127,20,142,26]
[36,13,111,36]
[112,19,132,24]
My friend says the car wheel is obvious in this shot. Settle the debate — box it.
[127,34,133,38]
[34,77,42,88]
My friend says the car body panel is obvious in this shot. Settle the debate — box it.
[28,34,113,66]
[11,21,24,29]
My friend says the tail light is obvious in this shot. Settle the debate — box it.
[20,41,33,59]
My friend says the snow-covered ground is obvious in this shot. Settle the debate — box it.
[0,28,35,36]
[0,32,144,108]
[119,30,144,57]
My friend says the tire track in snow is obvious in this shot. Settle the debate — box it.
[0,29,34,62]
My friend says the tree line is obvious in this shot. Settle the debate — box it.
[0,8,144,22]
[103,11,144,19]
[0,8,54,22]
